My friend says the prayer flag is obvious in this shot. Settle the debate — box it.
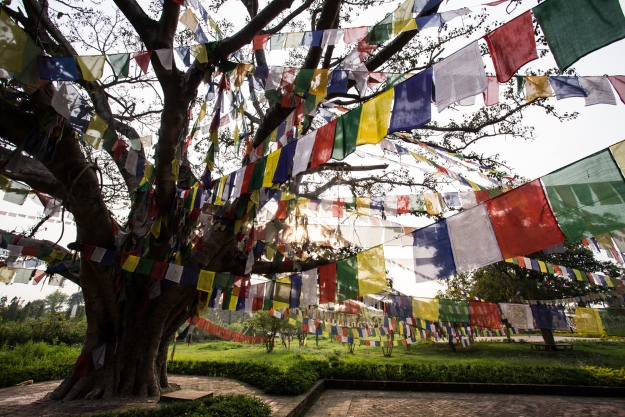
[608,76,625,104]
[499,303,534,330]
[179,8,199,31]
[433,41,486,112]
[321,29,344,47]
[155,49,173,71]
[356,88,394,145]
[572,308,604,336]
[414,0,443,14]
[439,299,469,323]
[412,220,456,281]
[483,76,499,106]
[76,55,106,81]
[84,113,108,150]
[190,44,208,63]
[292,131,316,176]
[485,179,566,259]
[302,30,323,47]
[134,51,152,75]
[51,82,79,120]
[524,76,553,102]
[416,14,442,29]
[336,256,359,302]
[579,76,617,106]
[333,107,361,160]
[294,68,314,96]
[549,76,587,100]
[309,69,329,96]
[270,33,286,50]
[611,140,625,176]
[262,149,281,188]
[40,56,78,81]
[388,68,432,133]
[412,298,439,322]
[469,301,501,329]
[533,0,625,71]
[446,204,503,273]
[530,305,568,330]
[367,14,392,45]
[327,69,349,94]
[273,141,297,183]
[108,53,130,77]
[484,11,537,83]
[301,268,318,306]
[541,149,625,240]
[319,263,337,304]
[311,119,336,168]
[0,10,27,72]
[393,0,417,35]
[165,264,184,283]
[253,34,270,51]
[175,46,191,67]
[357,245,387,296]
[285,32,304,48]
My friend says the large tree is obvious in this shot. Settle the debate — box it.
[0,0,571,400]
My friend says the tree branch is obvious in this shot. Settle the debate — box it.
[264,0,316,34]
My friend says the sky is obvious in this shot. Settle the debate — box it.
[1,0,624,302]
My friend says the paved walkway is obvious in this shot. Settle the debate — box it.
[304,390,625,417]
[0,375,305,417]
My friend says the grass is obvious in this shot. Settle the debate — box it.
[0,341,77,387]
[170,337,625,370]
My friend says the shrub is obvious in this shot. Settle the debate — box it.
[0,314,86,346]
[265,362,318,395]
[91,395,271,417]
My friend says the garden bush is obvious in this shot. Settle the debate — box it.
[0,313,86,346]
[0,341,77,387]
[91,394,271,417]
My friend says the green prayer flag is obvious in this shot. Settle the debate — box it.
[12,36,41,88]
[542,149,625,241]
[385,73,405,90]
[247,156,266,192]
[336,256,358,302]
[294,69,314,96]
[108,53,130,78]
[515,75,525,95]
[214,272,233,290]
[102,128,117,153]
[264,89,282,103]
[332,107,361,160]
[367,14,392,45]
[439,299,469,323]
[135,258,154,275]
[533,0,625,71]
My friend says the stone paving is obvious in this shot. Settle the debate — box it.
[304,390,625,417]
[0,375,306,417]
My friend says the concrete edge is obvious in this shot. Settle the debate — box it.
[323,380,625,397]
[275,380,325,417]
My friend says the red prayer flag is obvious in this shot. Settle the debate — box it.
[484,11,538,83]
[240,162,255,193]
[73,352,91,378]
[485,179,566,259]
[310,119,337,168]
[332,199,344,218]
[21,247,39,257]
[397,196,410,214]
[319,263,337,304]
[275,200,288,219]
[253,34,270,51]
[474,190,491,204]
[469,301,502,329]
[150,261,168,281]
[134,51,153,75]
[171,0,184,4]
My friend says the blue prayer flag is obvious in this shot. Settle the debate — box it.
[40,56,78,81]
[412,219,456,281]
[273,140,297,183]
[548,76,587,100]
[388,67,432,134]
[302,30,323,47]
[416,14,443,29]
[175,46,191,67]
[195,25,210,44]
[289,274,302,308]
[327,69,349,95]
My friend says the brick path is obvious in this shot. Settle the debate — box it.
[304,390,625,417]
[0,375,306,417]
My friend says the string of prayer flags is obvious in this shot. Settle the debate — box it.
[532,0,625,71]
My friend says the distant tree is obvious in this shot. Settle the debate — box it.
[248,311,295,353]
[66,292,85,319]
[44,291,69,313]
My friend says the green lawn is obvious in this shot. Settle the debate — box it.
[170,337,625,370]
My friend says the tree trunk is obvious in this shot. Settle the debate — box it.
[540,328,556,350]
[49,262,195,400]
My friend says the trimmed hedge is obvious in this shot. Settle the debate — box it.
[168,359,625,395]
[0,364,73,388]
[91,394,271,417]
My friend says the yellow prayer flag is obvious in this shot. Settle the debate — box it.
[171,159,179,182]
[228,295,238,310]
[0,10,27,72]
[573,269,584,281]
[412,298,439,322]
[309,69,330,96]
[150,216,161,239]
[234,63,252,87]
[197,269,215,294]
[144,161,154,181]
[273,301,289,310]
[215,175,227,205]
[574,307,605,336]
[84,113,108,149]
[356,197,370,216]
[594,233,615,250]
[198,101,207,122]
[0,175,10,191]
[263,149,282,188]
[122,255,141,272]
[76,55,106,81]
[357,245,387,296]
[610,140,625,175]
[190,44,208,64]
[524,76,553,103]
[393,0,415,34]
[537,260,548,273]
[357,88,394,146]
